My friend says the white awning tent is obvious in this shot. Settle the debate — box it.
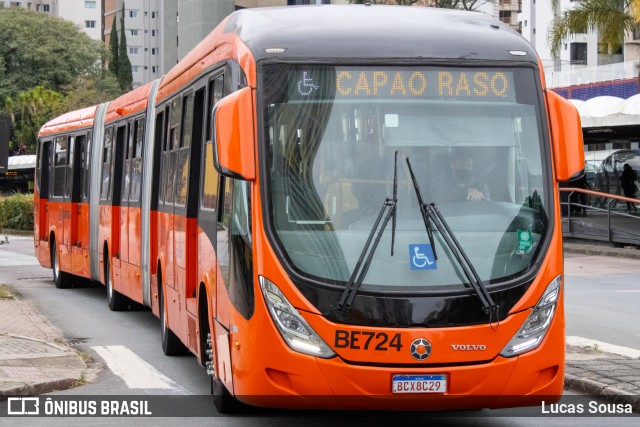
[574,94,640,128]
[7,155,36,170]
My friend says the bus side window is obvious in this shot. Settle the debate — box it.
[223,178,254,319]
[101,127,113,201]
[201,141,220,212]
[153,110,165,208]
[64,136,75,199]
[81,133,91,201]
[129,118,144,203]
[73,134,86,203]
[112,125,127,204]
[122,120,136,203]
[175,92,194,207]
[206,74,224,142]
[164,99,182,205]
[53,135,68,198]
[36,139,51,199]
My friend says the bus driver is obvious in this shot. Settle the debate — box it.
[430,148,490,203]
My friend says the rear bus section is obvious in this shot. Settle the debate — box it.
[35,106,97,287]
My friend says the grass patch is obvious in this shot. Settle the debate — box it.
[76,350,94,364]
[0,284,17,300]
[72,371,87,388]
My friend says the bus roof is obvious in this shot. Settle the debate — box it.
[105,80,155,123]
[224,5,537,64]
[39,105,97,137]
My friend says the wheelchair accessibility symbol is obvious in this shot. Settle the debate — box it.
[409,244,437,270]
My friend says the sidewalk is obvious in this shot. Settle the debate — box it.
[562,240,640,411]
[0,284,97,397]
[0,238,638,411]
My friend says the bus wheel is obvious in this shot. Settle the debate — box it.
[105,250,128,311]
[51,236,69,289]
[158,277,187,356]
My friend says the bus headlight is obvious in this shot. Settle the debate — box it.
[259,276,335,359]
[500,275,562,358]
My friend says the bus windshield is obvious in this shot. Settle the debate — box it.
[263,64,549,291]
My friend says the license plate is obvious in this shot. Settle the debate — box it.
[392,374,447,394]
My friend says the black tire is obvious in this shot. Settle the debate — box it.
[158,272,187,356]
[212,376,245,414]
[105,250,129,311]
[51,236,69,289]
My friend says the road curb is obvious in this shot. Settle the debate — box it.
[0,377,77,398]
[563,241,640,259]
[564,374,640,412]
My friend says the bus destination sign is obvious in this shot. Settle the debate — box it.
[292,68,516,102]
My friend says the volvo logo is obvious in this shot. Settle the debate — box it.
[409,338,432,361]
[451,344,487,351]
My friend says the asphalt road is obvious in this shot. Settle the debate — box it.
[564,252,640,348]
[0,235,638,425]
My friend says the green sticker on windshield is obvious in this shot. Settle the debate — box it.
[517,229,532,254]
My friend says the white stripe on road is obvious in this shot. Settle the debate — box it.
[566,336,640,359]
[92,345,186,391]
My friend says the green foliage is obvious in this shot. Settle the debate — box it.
[5,86,65,153]
[109,20,119,78]
[548,0,636,58]
[0,7,125,154]
[117,4,133,91]
[0,193,34,231]
[0,7,105,102]
[63,71,122,113]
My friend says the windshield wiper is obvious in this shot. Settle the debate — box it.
[337,151,399,310]
[405,157,500,321]
[405,157,438,261]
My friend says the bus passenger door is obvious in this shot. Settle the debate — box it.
[158,101,178,331]
[119,121,133,297]
[52,136,71,272]
[198,138,220,330]
[72,134,89,277]
[109,125,126,288]
[127,118,144,300]
[172,92,199,349]
[35,139,52,266]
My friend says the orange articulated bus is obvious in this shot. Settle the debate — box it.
[35,5,584,412]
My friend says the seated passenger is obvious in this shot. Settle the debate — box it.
[429,148,489,203]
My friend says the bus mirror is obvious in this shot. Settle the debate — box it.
[213,87,256,181]
[546,90,584,182]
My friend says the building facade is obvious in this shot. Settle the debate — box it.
[518,0,634,75]
[103,0,234,88]
[1,0,103,41]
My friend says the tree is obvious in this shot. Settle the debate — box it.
[63,71,122,113]
[109,19,119,78]
[0,7,105,102]
[4,86,65,154]
[547,0,640,58]
[0,7,120,153]
[117,4,133,91]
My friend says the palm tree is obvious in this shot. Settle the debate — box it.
[548,0,640,58]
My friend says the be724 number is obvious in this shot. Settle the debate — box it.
[334,330,403,351]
